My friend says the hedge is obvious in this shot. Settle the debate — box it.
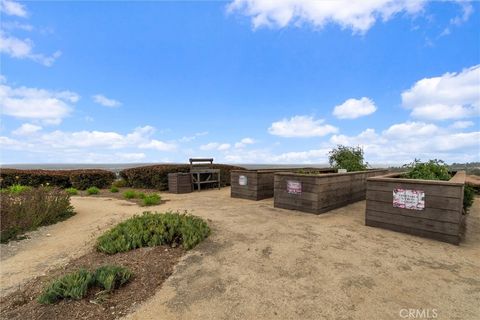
[0,169,115,190]
[120,164,245,190]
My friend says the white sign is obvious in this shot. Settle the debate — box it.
[393,189,425,210]
[287,180,302,194]
[239,175,248,186]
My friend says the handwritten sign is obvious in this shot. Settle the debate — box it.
[239,175,248,186]
[287,180,302,194]
[393,189,425,210]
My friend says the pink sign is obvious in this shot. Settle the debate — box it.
[393,189,425,210]
[287,180,302,194]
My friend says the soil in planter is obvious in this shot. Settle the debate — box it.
[0,245,184,320]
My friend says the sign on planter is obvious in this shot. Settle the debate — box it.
[239,175,248,186]
[287,180,302,194]
[393,189,425,210]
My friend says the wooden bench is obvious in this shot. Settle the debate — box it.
[189,158,221,191]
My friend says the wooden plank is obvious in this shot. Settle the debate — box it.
[365,220,460,245]
[367,181,462,198]
[366,210,460,236]
[366,189,462,211]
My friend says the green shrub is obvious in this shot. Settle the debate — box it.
[137,192,146,199]
[94,265,132,292]
[96,211,210,254]
[38,265,132,304]
[110,186,119,193]
[119,164,245,190]
[464,185,475,212]
[328,145,368,172]
[86,187,100,195]
[65,187,78,196]
[0,169,115,190]
[403,159,451,181]
[6,184,31,194]
[112,179,127,188]
[123,190,137,199]
[0,187,75,243]
[142,194,161,206]
[38,269,94,304]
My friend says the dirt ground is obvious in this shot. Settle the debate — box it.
[1,188,479,320]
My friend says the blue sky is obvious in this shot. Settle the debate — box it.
[1,0,479,164]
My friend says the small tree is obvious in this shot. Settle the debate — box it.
[328,145,368,172]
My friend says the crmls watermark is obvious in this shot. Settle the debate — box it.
[399,309,438,319]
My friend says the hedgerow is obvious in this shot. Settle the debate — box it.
[119,164,244,190]
[96,211,210,254]
[0,169,115,190]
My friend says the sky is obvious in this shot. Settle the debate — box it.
[0,0,479,165]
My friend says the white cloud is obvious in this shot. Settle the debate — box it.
[200,142,231,151]
[179,131,208,142]
[139,139,177,151]
[0,80,79,124]
[401,65,480,121]
[235,137,255,148]
[228,0,425,34]
[1,21,33,31]
[269,115,338,138]
[0,0,27,17]
[333,97,377,119]
[450,1,473,26]
[0,31,62,66]
[115,152,146,161]
[450,121,474,129]
[12,123,42,135]
[92,94,122,108]
[383,122,439,138]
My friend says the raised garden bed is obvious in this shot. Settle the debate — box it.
[168,173,192,194]
[274,169,389,213]
[231,168,335,201]
[365,171,466,245]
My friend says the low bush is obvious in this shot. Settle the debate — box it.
[403,159,451,181]
[0,169,115,190]
[119,164,245,190]
[142,194,161,206]
[123,190,137,199]
[4,184,31,194]
[328,145,368,172]
[0,187,75,243]
[94,265,132,292]
[38,269,94,304]
[96,211,210,254]
[403,159,474,212]
[65,187,78,196]
[38,265,132,304]
[86,187,100,195]
[110,186,119,193]
[111,179,127,188]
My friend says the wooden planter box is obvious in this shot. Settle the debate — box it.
[274,169,389,213]
[365,171,466,245]
[168,173,192,194]
[231,168,334,201]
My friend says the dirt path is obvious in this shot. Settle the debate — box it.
[0,197,151,297]
[1,189,479,319]
[125,190,480,320]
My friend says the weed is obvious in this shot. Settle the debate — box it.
[123,190,136,199]
[86,187,100,195]
[112,179,127,188]
[65,187,78,196]
[7,184,31,194]
[96,211,210,254]
[142,194,161,206]
[110,186,119,193]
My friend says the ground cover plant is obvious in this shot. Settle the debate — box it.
[86,187,100,195]
[38,265,132,304]
[110,186,119,193]
[328,145,368,172]
[96,211,210,254]
[65,187,78,195]
[0,187,75,243]
[123,190,137,199]
[0,169,115,190]
[142,194,161,206]
[403,159,474,212]
[5,184,31,194]
[119,164,245,190]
